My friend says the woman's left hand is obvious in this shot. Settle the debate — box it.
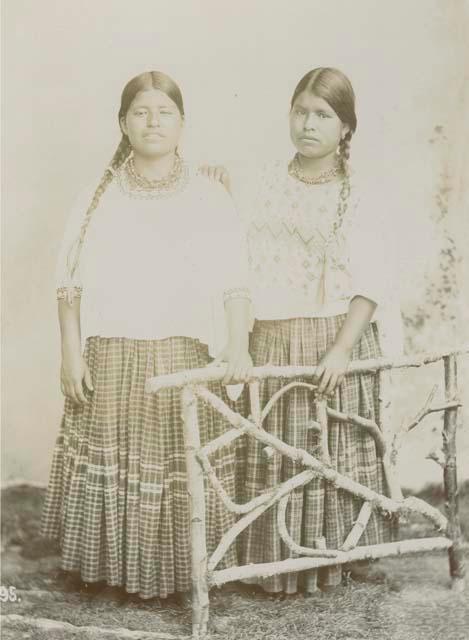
[212,344,253,385]
[198,164,231,193]
[314,345,352,397]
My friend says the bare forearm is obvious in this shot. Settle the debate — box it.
[224,298,250,349]
[58,299,82,355]
[315,296,376,395]
[334,295,377,354]
[58,299,93,403]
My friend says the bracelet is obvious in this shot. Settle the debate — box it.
[57,286,83,301]
[223,287,251,303]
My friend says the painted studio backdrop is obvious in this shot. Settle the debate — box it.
[2,0,469,487]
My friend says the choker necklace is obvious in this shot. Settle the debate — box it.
[119,153,189,199]
[288,154,342,185]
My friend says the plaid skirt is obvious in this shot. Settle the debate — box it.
[240,316,397,593]
[41,336,238,599]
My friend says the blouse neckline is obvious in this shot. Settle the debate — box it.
[115,157,190,201]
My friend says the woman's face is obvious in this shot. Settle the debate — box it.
[121,89,183,158]
[289,91,349,160]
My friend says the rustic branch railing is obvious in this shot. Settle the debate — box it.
[146,345,468,639]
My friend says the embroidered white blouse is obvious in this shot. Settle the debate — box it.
[233,160,403,355]
[56,164,250,355]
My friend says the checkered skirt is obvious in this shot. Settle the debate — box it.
[41,336,238,599]
[240,316,397,593]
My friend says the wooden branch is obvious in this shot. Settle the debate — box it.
[249,381,262,426]
[426,447,445,468]
[194,386,448,532]
[340,502,373,551]
[316,398,331,465]
[197,451,247,514]
[1,614,186,639]
[277,495,339,557]
[263,446,276,459]
[404,385,439,432]
[378,371,404,501]
[401,496,447,527]
[391,386,443,469]
[198,451,314,516]
[378,369,393,442]
[390,429,406,468]
[199,426,247,458]
[207,470,315,572]
[145,345,469,393]
[254,382,317,459]
[210,537,452,586]
[261,381,317,422]
[443,355,466,589]
[426,401,462,414]
[327,407,386,457]
[392,387,462,464]
[181,387,209,639]
[382,458,404,503]
[304,537,327,592]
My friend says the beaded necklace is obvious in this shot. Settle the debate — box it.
[288,153,341,185]
[118,153,189,200]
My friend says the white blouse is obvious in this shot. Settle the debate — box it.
[233,160,403,355]
[56,164,250,356]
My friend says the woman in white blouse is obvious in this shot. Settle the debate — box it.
[204,67,399,594]
[41,70,251,601]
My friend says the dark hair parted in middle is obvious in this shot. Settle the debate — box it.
[119,71,185,124]
[291,67,357,159]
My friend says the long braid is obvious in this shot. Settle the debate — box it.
[331,131,353,238]
[66,136,131,303]
[339,130,352,177]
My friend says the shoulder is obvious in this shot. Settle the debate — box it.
[69,181,100,210]
[61,180,101,231]
[185,167,239,227]
[257,159,289,188]
[188,167,234,205]
[69,171,119,212]
[233,159,288,191]
[240,159,289,206]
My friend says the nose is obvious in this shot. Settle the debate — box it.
[147,111,160,127]
[303,112,316,131]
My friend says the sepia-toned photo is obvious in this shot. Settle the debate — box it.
[1,1,468,638]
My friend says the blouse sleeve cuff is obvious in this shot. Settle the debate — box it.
[223,287,251,304]
[57,286,83,302]
[350,273,393,309]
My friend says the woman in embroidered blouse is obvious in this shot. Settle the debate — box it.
[204,67,398,594]
[41,71,252,600]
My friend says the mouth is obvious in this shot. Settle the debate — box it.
[300,137,320,143]
[143,132,164,139]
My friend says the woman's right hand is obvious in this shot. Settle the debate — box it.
[212,344,252,385]
[198,165,231,194]
[60,347,94,405]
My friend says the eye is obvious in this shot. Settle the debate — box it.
[294,107,306,116]
[134,109,147,117]
[317,111,331,119]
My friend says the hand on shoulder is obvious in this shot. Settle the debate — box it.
[198,164,231,194]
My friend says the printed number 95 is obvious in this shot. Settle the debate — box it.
[0,586,19,602]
